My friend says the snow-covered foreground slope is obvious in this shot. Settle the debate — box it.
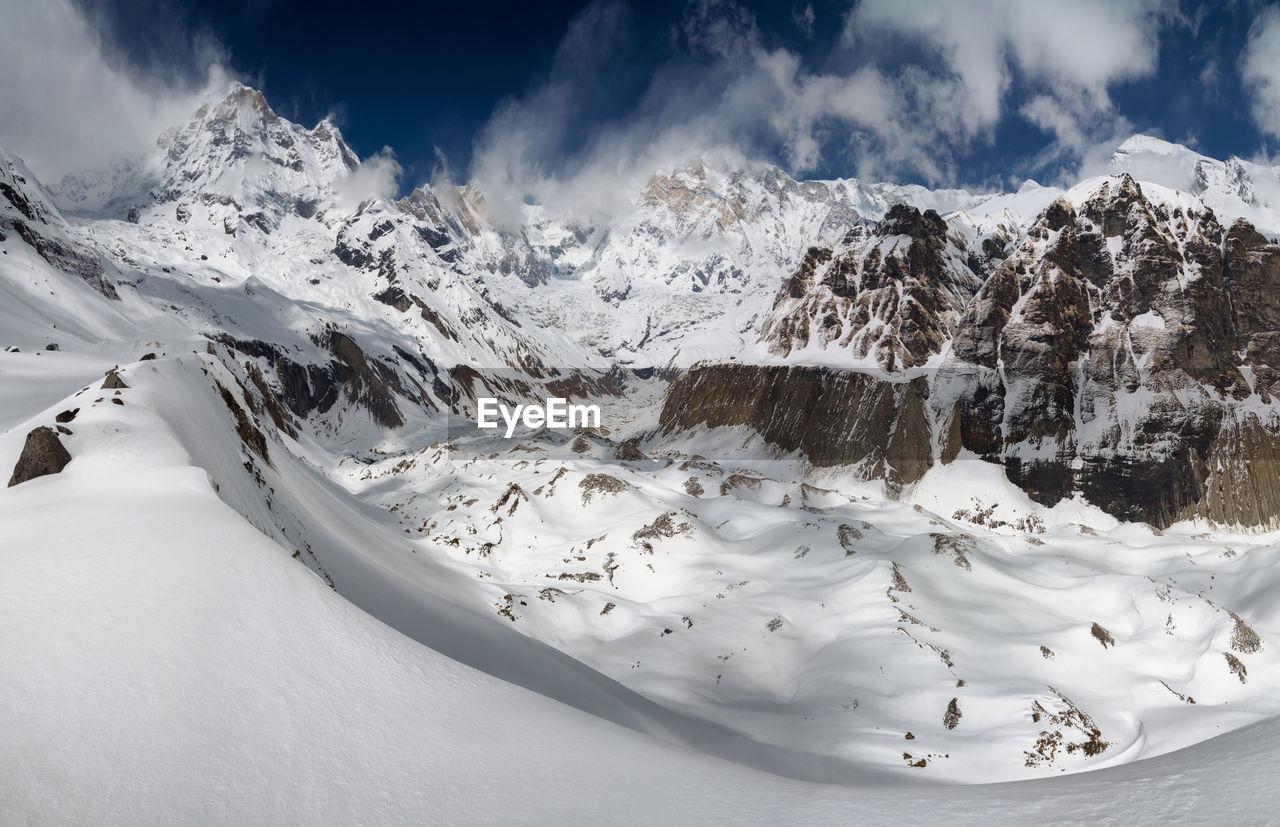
[349,433,1280,784]
[3,353,1280,824]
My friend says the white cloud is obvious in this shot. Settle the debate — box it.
[464,0,1185,226]
[467,0,985,225]
[0,0,229,182]
[793,4,815,38]
[1242,5,1280,139]
[334,147,403,211]
[845,0,1171,157]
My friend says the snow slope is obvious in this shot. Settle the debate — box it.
[2,354,1279,823]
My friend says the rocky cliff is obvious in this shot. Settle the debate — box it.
[664,176,1280,529]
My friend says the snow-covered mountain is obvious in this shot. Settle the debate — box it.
[7,83,1280,818]
[1109,133,1280,239]
[671,171,1280,527]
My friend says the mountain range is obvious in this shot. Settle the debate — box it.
[7,83,1280,810]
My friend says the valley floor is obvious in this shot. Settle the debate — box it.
[3,348,1280,823]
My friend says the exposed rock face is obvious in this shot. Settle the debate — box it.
[209,332,427,430]
[320,330,407,429]
[761,205,982,370]
[666,176,1280,529]
[943,176,1266,525]
[8,427,72,487]
[660,363,933,493]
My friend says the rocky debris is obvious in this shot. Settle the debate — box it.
[1091,623,1116,649]
[837,523,862,555]
[492,483,528,516]
[1230,613,1262,654]
[579,473,629,504]
[631,512,692,553]
[931,533,974,570]
[7,427,72,487]
[55,408,78,423]
[101,369,128,389]
[1225,652,1249,683]
[944,698,962,730]
[614,439,647,461]
[1024,689,1110,767]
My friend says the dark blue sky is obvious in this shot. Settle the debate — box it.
[71,0,1280,195]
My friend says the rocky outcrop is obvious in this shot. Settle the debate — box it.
[660,363,933,493]
[208,332,439,430]
[7,427,72,487]
[761,204,984,370]
[940,177,1267,525]
[319,330,407,429]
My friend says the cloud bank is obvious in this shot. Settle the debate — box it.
[333,146,404,211]
[8,0,1275,227]
[0,0,229,182]
[465,0,1182,223]
[1243,4,1280,141]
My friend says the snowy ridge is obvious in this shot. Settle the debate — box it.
[1110,133,1280,239]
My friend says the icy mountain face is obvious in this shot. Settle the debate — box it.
[359,156,995,370]
[53,83,359,230]
[12,85,1280,529]
[0,148,116,299]
[14,85,1280,528]
[1110,134,1280,239]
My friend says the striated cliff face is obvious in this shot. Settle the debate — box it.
[663,175,1280,529]
[660,363,934,492]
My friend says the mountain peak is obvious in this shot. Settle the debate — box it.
[53,82,362,222]
[1112,134,1186,157]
